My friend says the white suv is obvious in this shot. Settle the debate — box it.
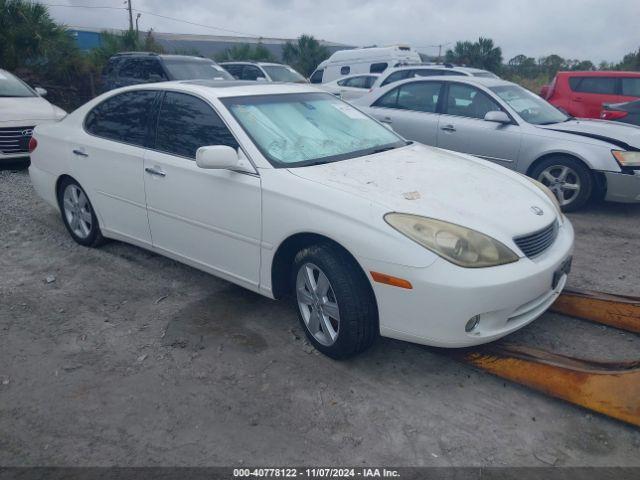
[371,64,498,90]
[220,62,307,83]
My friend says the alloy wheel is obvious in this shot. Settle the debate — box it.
[296,262,341,347]
[538,165,581,207]
[62,184,93,239]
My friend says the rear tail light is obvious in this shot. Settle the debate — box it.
[28,137,38,153]
[601,110,628,120]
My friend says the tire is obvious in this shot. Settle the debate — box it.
[57,178,105,247]
[291,243,378,359]
[530,156,592,212]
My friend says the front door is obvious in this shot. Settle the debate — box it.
[143,91,262,288]
[437,82,522,168]
[367,80,444,146]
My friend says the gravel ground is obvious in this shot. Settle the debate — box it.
[1,163,639,467]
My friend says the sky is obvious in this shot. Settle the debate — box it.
[46,0,639,63]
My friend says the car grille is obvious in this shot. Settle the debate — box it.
[514,221,559,258]
[0,126,34,155]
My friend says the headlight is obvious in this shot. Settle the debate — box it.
[612,150,640,167]
[384,213,519,268]
[522,175,563,220]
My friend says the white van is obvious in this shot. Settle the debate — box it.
[309,45,422,84]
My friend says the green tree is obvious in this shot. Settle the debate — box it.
[0,0,76,70]
[282,34,330,77]
[445,37,502,73]
[215,42,276,62]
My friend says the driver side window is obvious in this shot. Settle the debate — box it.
[445,84,502,120]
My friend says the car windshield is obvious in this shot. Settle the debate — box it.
[0,70,36,97]
[490,84,568,125]
[222,92,406,167]
[162,59,233,81]
[262,65,307,83]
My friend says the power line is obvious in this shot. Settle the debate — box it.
[38,2,261,37]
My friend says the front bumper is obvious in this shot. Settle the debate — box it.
[362,218,574,347]
[604,170,640,203]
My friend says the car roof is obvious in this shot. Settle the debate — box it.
[385,75,511,88]
[111,52,212,62]
[131,80,324,98]
[385,64,489,74]
[220,61,285,67]
[556,70,640,77]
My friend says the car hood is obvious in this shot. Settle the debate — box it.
[0,97,59,123]
[288,143,558,242]
[538,119,640,149]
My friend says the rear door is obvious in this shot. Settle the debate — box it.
[75,89,157,245]
[143,91,262,287]
[367,80,444,146]
[567,76,618,118]
[436,82,522,167]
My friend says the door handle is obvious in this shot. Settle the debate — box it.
[145,167,166,177]
[441,125,456,132]
[72,149,88,157]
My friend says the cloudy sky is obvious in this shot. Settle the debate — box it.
[47,0,638,63]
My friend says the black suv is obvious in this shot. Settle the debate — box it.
[101,52,233,92]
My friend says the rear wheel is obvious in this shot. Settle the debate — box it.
[292,243,377,359]
[57,179,105,247]
[531,156,592,212]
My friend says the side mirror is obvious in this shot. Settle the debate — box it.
[484,111,511,124]
[148,74,164,82]
[35,87,47,97]
[255,76,267,83]
[196,145,239,170]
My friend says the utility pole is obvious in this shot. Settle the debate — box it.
[135,13,141,35]
[126,0,133,31]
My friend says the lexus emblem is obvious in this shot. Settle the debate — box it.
[530,206,544,216]
[21,129,34,137]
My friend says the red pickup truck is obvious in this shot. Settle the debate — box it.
[540,71,640,119]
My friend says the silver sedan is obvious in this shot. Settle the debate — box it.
[354,76,640,211]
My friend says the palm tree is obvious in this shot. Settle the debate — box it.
[282,34,330,77]
[445,37,502,73]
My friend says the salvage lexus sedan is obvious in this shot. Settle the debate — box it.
[29,81,574,358]
[354,76,640,211]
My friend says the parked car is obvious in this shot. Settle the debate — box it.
[371,64,498,90]
[601,100,640,126]
[101,52,232,91]
[0,68,66,162]
[316,73,380,100]
[309,45,422,84]
[220,62,307,83]
[29,80,573,358]
[540,71,640,119]
[354,76,640,211]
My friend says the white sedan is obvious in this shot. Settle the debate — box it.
[29,81,574,358]
[316,73,379,100]
[0,69,66,162]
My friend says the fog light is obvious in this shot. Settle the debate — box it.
[465,315,480,333]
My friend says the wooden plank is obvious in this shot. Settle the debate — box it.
[551,287,640,334]
[455,344,640,427]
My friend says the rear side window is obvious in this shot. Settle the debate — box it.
[621,78,640,97]
[569,76,617,95]
[223,64,242,78]
[155,92,238,159]
[374,82,442,113]
[309,69,324,84]
[85,90,157,146]
[370,62,388,73]
[381,70,411,86]
[340,66,351,75]
[338,76,369,89]
[242,65,266,81]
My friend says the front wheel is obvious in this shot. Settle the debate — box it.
[530,156,593,212]
[292,243,378,359]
